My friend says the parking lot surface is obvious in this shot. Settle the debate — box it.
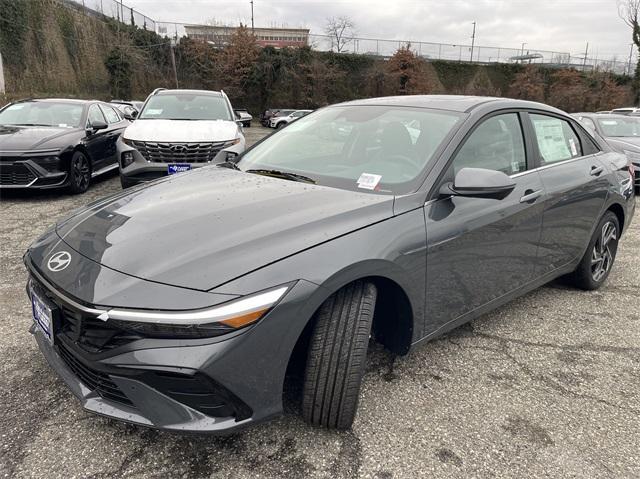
[1,125,638,478]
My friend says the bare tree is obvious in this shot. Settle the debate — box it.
[619,0,640,100]
[325,16,355,53]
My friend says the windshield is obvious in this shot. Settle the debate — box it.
[0,101,84,128]
[597,117,640,137]
[139,93,232,121]
[237,105,462,195]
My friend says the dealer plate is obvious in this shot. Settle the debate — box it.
[168,163,192,175]
[31,288,54,345]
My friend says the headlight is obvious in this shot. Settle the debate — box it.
[30,155,60,167]
[622,149,640,164]
[122,137,134,147]
[96,285,290,338]
[223,138,241,147]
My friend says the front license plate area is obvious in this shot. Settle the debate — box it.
[31,288,55,345]
[168,163,192,175]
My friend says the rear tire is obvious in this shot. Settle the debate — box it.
[567,211,620,290]
[67,151,91,194]
[302,281,377,430]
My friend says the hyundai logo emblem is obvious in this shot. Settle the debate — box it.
[47,251,72,272]
[170,144,188,153]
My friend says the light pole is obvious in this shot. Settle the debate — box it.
[250,0,255,32]
[470,21,476,62]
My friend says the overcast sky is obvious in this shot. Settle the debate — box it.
[125,0,633,61]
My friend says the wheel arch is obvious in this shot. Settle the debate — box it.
[606,202,625,233]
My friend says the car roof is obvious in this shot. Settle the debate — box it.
[16,98,96,105]
[155,89,223,97]
[336,95,565,114]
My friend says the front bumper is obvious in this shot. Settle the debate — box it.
[0,157,68,189]
[118,138,245,187]
[28,270,319,433]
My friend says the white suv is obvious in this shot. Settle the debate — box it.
[269,110,313,129]
[117,88,246,188]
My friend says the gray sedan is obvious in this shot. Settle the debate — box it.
[573,112,640,193]
[24,96,635,434]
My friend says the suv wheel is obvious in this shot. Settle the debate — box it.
[67,151,91,194]
[568,211,620,290]
[276,121,285,129]
[302,281,377,429]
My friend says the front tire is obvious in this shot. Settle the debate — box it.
[67,151,91,194]
[276,122,285,129]
[568,211,620,290]
[302,281,377,430]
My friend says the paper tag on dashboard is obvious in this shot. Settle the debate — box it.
[357,173,382,190]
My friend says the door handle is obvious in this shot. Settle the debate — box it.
[520,189,542,203]
[590,165,604,176]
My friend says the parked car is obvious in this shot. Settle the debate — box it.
[110,100,144,121]
[260,109,295,126]
[234,109,252,127]
[574,112,640,193]
[25,96,635,434]
[0,98,128,193]
[117,88,246,188]
[269,109,313,128]
[611,107,640,116]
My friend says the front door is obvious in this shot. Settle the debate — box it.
[84,104,110,170]
[424,112,545,335]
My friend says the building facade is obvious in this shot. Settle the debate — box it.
[184,25,309,48]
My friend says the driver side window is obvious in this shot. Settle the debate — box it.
[450,113,527,176]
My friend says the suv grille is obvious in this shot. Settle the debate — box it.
[0,162,36,185]
[130,141,227,164]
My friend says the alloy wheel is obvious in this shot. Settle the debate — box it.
[72,154,90,191]
[590,221,617,282]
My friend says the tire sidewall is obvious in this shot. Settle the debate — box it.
[578,212,620,289]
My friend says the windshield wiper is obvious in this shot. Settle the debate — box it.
[13,123,51,127]
[246,169,316,184]
[216,160,240,170]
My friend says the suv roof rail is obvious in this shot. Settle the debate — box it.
[151,88,167,95]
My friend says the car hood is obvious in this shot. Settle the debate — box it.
[123,119,240,142]
[607,136,640,150]
[0,125,80,151]
[55,167,394,291]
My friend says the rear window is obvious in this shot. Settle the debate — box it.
[139,93,232,121]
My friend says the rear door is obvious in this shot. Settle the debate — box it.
[527,113,608,275]
[424,112,546,334]
[99,104,127,167]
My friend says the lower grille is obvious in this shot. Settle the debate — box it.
[56,341,135,407]
[131,141,226,164]
[0,163,36,185]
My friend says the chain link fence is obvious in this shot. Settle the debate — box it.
[309,34,633,75]
[67,0,156,32]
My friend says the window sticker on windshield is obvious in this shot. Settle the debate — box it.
[569,138,578,156]
[145,108,163,115]
[357,173,382,190]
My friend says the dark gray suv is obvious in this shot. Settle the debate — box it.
[25,96,635,433]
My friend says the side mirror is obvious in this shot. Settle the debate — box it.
[123,111,135,121]
[234,111,241,120]
[441,167,516,200]
[89,120,108,132]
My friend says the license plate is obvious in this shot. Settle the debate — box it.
[168,163,192,175]
[31,288,54,345]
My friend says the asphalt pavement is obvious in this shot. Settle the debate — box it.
[0,125,638,478]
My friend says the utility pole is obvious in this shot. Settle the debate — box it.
[169,38,179,89]
[470,21,476,62]
[521,42,526,63]
[628,43,635,76]
[582,42,589,71]
[250,0,255,32]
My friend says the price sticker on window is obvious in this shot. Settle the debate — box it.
[357,173,382,190]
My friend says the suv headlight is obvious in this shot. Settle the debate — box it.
[96,285,290,339]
